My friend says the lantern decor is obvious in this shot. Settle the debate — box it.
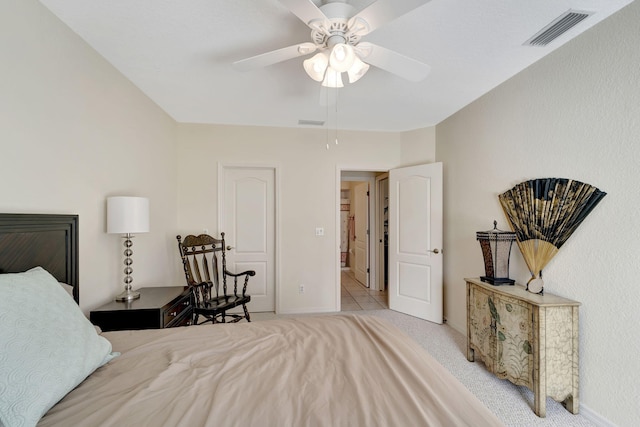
[498,178,606,294]
[476,220,517,285]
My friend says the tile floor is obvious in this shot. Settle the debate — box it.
[340,269,388,311]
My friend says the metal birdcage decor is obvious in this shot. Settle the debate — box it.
[476,220,517,285]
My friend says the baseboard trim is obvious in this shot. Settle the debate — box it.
[580,404,617,427]
[277,307,338,315]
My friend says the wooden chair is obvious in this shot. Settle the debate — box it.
[177,233,254,324]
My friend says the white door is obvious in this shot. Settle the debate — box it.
[388,163,443,323]
[353,182,369,286]
[220,166,275,312]
[375,174,389,292]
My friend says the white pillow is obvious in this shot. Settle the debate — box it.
[58,281,74,298]
[0,267,116,427]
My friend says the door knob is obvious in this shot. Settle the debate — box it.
[429,248,440,254]
[226,246,234,251]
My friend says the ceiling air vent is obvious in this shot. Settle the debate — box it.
[298,119,325,126]
[524,10,594,47]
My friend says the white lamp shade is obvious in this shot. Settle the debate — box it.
[329,43,356,73]
[321,67,344,88]
[347,56,370,83]
[303,52,329,82]
[107,196,149,234]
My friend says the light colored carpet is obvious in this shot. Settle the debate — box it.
[251,309,596,427]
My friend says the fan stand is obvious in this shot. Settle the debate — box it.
[527,276,544,294]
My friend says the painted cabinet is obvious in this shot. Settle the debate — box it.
[466,278,580,417]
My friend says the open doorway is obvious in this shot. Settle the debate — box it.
[339,170,388,312]
[337,163,443,321]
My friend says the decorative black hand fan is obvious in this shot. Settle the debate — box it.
[498,178,606,293]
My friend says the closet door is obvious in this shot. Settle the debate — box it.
[220,165,276,312]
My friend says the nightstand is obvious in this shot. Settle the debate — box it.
[90,286,192,332]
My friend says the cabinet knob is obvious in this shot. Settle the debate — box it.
[170,311,177,317]
[429,248,441,254]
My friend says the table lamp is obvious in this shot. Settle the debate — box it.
[107,196,149,301]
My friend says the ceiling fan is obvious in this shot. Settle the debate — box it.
[233,0,432,88]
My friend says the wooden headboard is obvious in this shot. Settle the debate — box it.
[0,214,79,303]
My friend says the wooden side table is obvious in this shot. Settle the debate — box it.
[466,277,580,417]
[90,286,192,332]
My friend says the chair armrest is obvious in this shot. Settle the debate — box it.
[223,269,255,297]
[224,269,256,277]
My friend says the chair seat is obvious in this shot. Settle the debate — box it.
[201,294,251,311]
[194,294,252,324]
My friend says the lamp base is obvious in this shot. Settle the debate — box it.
[115,288,141,302]
[480,276,515,286]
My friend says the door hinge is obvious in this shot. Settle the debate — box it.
[367,191,370,196]
[367,268,370,273]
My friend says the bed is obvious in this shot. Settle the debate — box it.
[0,214,504,427]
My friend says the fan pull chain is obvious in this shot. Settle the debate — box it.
[335,87,339,146]
[326,85,330,150]
[325,87,340,150]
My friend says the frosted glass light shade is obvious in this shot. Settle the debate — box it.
[347,57,370,83]
[303,52,329,82]
[329,43,355,73]
[107,196,149,234]
[321,67,344,88]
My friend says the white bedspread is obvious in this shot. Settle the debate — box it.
[40,314,503,426]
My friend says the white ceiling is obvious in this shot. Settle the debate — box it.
[39,0,632,132]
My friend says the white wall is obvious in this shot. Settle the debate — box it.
[401,127,437,165]
[0,0,179,313]
[175,124,404,313]
[436,2,640,425]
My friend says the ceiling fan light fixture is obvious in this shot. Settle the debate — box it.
[303,52,329,82]
[233,0,433,89]
[329,43,356,73]
[347,56,370,83]
[321,67,344,88]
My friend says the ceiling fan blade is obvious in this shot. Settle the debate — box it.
[233,42,317,71]
[351,0,430,36]
[279,0,329,27]
[357,42,430,82]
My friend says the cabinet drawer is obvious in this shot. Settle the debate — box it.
[166,308,194,328]
[163,294,191,327]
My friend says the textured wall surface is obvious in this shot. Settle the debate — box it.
[437,2,640,426]
[0,0,179,312]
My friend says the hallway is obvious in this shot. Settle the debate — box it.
[340,270,388,311]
